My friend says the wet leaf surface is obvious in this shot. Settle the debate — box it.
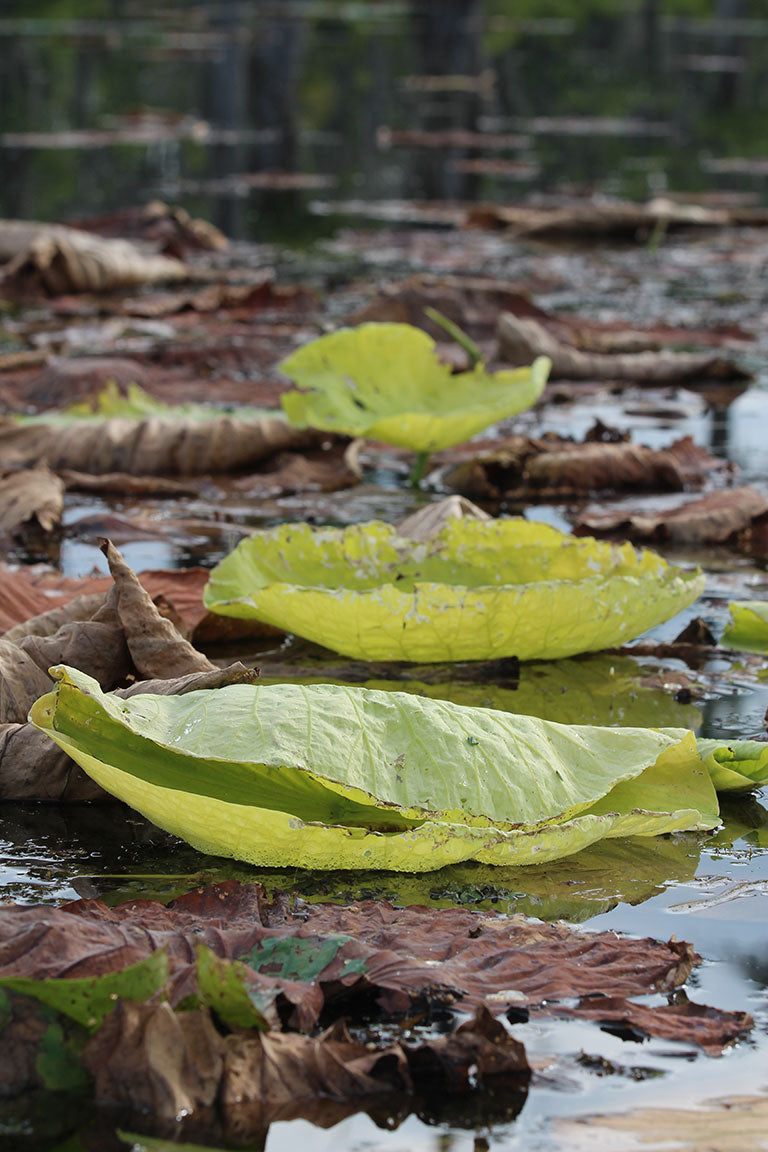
[0,877,751,1127]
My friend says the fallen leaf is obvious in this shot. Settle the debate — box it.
[465,195,768,239]
[498,313,749,382]
[0,563,273,644]
[439,434,723,500]
[0,219,189,295]
[230,441,361,497]
[576,486,768,545]
[0,468,64,534]
[0,541,255,799]
[117,275,308,319]
[539,993,752,1053]
[350,273,549,342]
[99,540,215,679]
[60,470,199,497]
[0,882,744,1055]
[0,412,319,475]
[17,357,151,409]
[69,201,228,253]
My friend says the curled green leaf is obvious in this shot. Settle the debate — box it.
[696,738,768,792]
[722,600,768,654]
[203,517,705,662]
[30,666,719,873]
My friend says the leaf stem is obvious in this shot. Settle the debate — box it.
[424,306,483,368]
[410,450,431,488]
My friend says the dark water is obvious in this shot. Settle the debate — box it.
[2,1,768,239]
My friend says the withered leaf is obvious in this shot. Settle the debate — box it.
[0,467,64,535]
[498,313,749,383]
[465,195,768,240]
[0,219,189,295]
[439,433,723,501]
[576,486,768,545]
[99,539,215,679]
[0,881,739,1050]
[0,413,320,476]
[0,544,251,799]
[538,994,753,1052]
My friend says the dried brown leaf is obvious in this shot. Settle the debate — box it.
[576,486,768,544]
[397,495,490,540]
[0,722,103,801]
[439,434,723,501]
[0,413,319,475]
[498,313,749,382]
[466,195,767,239]
[99,539,215,678]
[0,882,723,1044]
[0,467,64,534]
[0,219,189,294]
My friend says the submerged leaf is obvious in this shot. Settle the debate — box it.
[194,944,269,1032]
[203,517,705,662]
[280,322,550,451]
[722,600,768,654]
[0,950,169,1030]
[31,666,719,872]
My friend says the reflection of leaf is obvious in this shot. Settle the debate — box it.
[706,794,768,849]
[723,600,768,654]
[555,1092,768,1152]
[236,834,702,924]
[261,652,701,730]
[280,322,550,451]
[204,518,705,662]
[31,665,719,872]
[697,738,768,792]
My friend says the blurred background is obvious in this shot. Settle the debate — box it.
[1,1,767,240]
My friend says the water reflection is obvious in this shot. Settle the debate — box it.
[2,3,768,231]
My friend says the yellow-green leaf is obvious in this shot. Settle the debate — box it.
[203,518,705,662]
[697,738,768,792]
[722,600,768,654]
[30,666,719,873]
[279,322,550,451]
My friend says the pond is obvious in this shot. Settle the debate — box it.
[1,4,768,1152]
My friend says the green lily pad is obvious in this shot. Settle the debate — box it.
[722,600,768,654]
[203,517,705,662]
[31,665,719,873]
[696,738,768,792]
[279,322,550,451]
